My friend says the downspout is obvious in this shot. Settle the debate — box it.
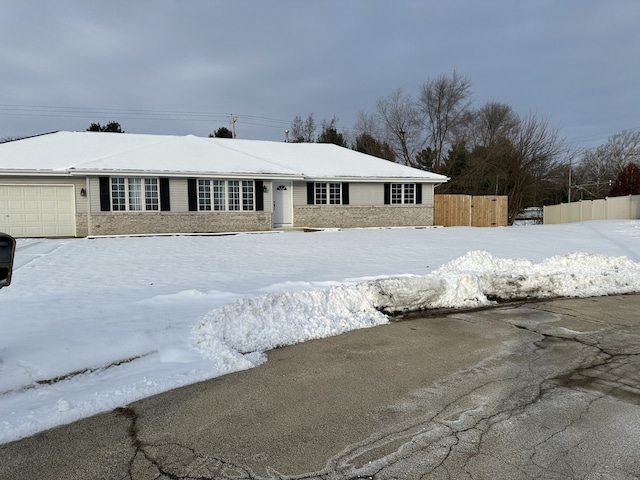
[86,177,92,237]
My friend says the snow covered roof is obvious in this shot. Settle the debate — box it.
[0,131,448,182]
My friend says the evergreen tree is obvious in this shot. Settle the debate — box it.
[86,121,124,133]
[609,163,640,196]
[209,127,233,138]
[354,133,395,161]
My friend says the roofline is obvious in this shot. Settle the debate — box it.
[71,170,305,180]
[0,131,60,144]
[0,170,72,177]
[303,176,450,183]
[0,169,449,183]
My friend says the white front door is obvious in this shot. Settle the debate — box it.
[272,181,292,227]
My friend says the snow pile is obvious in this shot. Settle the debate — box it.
[193,251,640,359]
[193,286,388,362]
[357,274,486,312]
[434,250,640,301]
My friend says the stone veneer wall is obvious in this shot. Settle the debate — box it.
[83,207,432,236]
[87,212,272,236]
[75,214,88,237]
[293,205,434,228]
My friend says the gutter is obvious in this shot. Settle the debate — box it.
[68,170,305,181]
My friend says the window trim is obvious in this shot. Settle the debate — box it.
[313,182,342,205]
[110,177,160,212]
[196,179,256,212]
[390,183,416,205]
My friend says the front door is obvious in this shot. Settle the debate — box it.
[272,181,292,227]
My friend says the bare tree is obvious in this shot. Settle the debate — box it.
[418,70,472,168]
[573,129,640,199]
[290,115,304,142]
[375,89,422,166]
[509,113,567,216]
[446,105,568,223]
[603,129,640,172]
[467,101,519,147]
[353,110,384,140]
[290,113,316,142]
[573,148,616,199]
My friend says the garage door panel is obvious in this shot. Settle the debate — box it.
[41,213,57,222]
[25,213,43,222]
[0,185,76,237]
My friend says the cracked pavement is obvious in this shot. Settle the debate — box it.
[2,294,640,479]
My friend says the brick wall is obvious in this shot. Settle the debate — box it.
[88,212,272,236]
[75,214,88,237]
[293,205,434,228]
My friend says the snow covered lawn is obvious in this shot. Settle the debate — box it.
[1,220,639,444]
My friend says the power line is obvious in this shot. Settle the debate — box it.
[0,103,295,128]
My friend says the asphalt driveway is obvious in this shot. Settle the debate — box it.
[2,294,640,479]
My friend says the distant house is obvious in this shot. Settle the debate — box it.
[0,131,448,237]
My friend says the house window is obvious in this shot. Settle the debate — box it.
[391,183,416,204]
[315,182,342,205]
[213,180,225,211]
[198,179,212,211]
[242,180,254,210]
[228,180,240,211]
[197,179,255,211]
[145,178,159,210]
[111,177,159,211]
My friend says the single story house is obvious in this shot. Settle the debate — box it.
[0,131,449,237]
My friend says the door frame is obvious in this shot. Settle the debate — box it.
[272,181,293,227]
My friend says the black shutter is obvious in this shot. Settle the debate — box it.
[384,183,391,205]
[160,178,171,211]
[416,183,422,204]
[307,182,314,205]
[255,180,264,211]
[341,183,349,205]
[187,179,197,211]
[99,177,110,211]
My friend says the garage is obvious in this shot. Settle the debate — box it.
[0,185,76,237]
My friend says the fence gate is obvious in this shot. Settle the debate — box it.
[435,195,508,227]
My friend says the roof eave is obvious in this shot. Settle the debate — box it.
[70,169,305,180]
[303,175,450,183]
[0,169,73,177]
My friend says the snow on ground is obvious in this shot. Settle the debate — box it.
[1,220,640,444]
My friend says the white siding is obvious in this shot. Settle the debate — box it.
[170,178,189,213]
[349,183,384,206]
[292,181,308,206]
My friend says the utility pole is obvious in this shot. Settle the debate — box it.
[567,160,572,203]
[230,115,237,139]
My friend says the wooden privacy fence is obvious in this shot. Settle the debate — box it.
[434,195,508,227]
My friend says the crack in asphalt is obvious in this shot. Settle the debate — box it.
[115,406,260,480]
[114,304,640,480]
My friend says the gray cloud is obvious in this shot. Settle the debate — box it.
[1,0,639,150]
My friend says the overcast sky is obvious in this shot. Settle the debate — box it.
[1,1,639,151]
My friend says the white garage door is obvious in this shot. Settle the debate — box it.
[0,185,76,237]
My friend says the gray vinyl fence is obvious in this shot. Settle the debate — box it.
[543,195,640,224]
